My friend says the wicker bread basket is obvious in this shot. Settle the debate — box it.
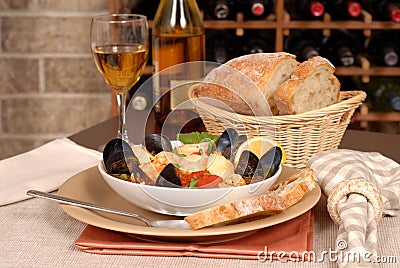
[189,84,366,169]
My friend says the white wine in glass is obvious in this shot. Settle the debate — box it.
[91,14,149,141]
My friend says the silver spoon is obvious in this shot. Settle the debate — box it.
[26,190,191,229]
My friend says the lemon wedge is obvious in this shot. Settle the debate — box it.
[233,136,286,165]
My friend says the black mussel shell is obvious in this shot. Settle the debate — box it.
[222,134,247,161]
[217,128,238,154]
[144,134,173,155]
[253,146,282,182]
[103,138,139,175]
[155,163,182,188]
[234,150,259,184]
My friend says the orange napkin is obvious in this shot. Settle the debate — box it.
[75,209,314,261]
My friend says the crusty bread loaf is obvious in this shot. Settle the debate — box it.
[197,53,299,115]
[184,168,317,230]
[274,56,340,115]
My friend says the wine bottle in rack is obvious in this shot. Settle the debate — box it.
[366,30,400,67]
[284,30,323,62]
[206,29,237,63]
[205,0,237,20]
[241,0,275,20]
[321,30,362,66]
[363,0,400,23]
[152,0,206,125]
[240,30,275,55]
[285,0,327,20]
[327,0,363,20]
[364,77,400,112]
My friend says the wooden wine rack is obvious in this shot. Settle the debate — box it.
[110,0,400,127]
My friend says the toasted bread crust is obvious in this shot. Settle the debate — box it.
[184,168,317,230]
[197,52,299,116]
[274,56,340,115]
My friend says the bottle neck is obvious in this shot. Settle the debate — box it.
[153,0,204,35]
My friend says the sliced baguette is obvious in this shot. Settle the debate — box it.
[197,52,299,116]
[184,168,317,230]
[274,56,340,115]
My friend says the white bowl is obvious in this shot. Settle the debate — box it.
[98,161,282,216]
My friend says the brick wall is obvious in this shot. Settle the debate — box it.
[0,0,113,159]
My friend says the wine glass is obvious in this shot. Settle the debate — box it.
[90,14,149,142]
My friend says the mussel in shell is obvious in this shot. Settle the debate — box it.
[155,163,182,188]
[103,138,152,184]
[253,146,282,183]
[103,138,138,175]
[222,134,247,161]
[233,150,259,184]
[234,146,282,184]
[144,134,173,155]
[217,128,238,154]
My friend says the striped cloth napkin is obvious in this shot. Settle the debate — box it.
[307,149,400,268]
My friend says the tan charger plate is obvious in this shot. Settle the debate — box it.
[58,165,321,244]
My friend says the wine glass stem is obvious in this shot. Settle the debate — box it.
[115,92,129,142]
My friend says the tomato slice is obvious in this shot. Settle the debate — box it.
[177,170,222,188]
[196,172,222,188]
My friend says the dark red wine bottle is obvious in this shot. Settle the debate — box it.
[285,0,327,20]
[240,30,275,55]
[285,30,323,62]
[205,0,237,20]
[328,0,363,20]
[364,0,400,22]
[206,29,237,63]
[321,30,362,66]
[367,30,400,67]
[241,0,275,20]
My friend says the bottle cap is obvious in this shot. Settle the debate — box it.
[390,7,400,23]
[215,4,229,19]
[250,45,264,54]
[310,1,325,17]
[347,1,362,18]
[131,96,148,111]
[304,49,319,61]
[215,47,228,63]
[251,3,265,17]
[384,51,399,66]
[338,48,355,66]
[387,92,400,111]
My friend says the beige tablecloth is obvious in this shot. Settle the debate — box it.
[1,193,399,267]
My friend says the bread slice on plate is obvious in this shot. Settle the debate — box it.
[184,168,317,230]
[274,56,340,115]
[197,52,299,116]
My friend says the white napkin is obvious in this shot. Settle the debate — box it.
[0,138,102,206]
